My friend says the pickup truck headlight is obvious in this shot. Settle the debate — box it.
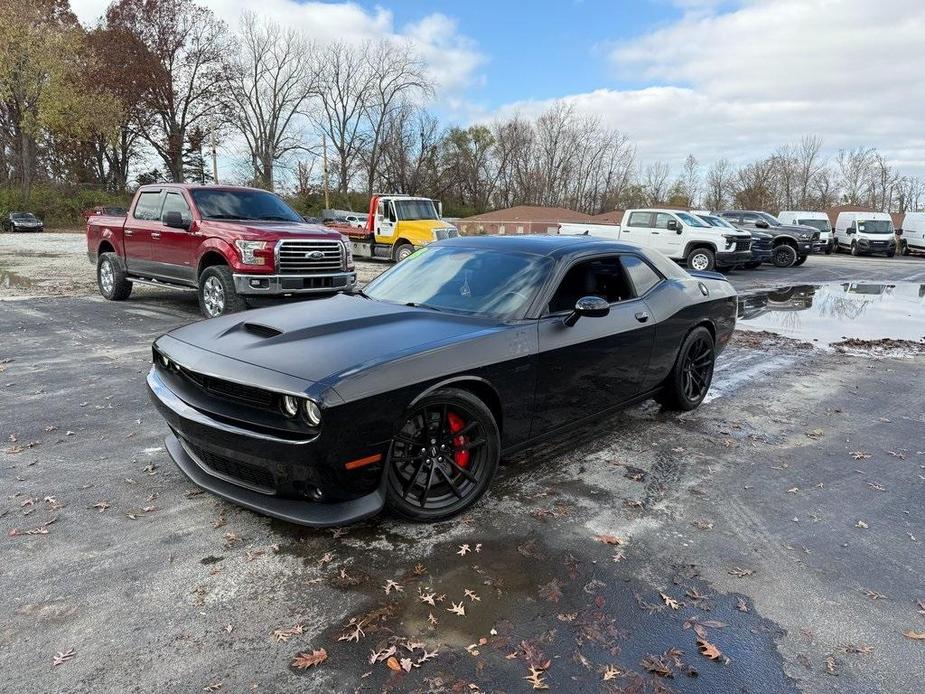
[342,238,354,269]
[234,240,268,265]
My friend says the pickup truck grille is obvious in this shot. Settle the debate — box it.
[734,239,752,252]
[276,239,345,274]
[434,227,459,240]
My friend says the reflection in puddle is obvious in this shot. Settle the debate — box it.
[1,269,34,289]
[737,282,925,346]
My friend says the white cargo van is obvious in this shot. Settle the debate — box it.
[834,211,896,257]
[778,211,834,254]
[563,208,752,271]
[899,212,925,255]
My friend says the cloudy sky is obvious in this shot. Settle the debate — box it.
[70,0,925,177]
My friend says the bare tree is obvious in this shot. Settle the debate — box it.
[642,161,670,205]
[225,12,315,190]
[795,135,824,207]
[673,154,700,208]
[835,146,875,206]
[703,158,733,211]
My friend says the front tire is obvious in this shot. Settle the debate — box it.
[886,249,895,258]
[385,388,500,522]
[97,252,132,301]
[900,240,910,256]
[659,326,715,411]
[851,241,860,256]
[772,244,797,268]
[392,242,414,263]
[793,255,807,267]
[198,265,248,318]
[686,247,715,272]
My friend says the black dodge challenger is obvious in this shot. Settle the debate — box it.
[148,236,737,526]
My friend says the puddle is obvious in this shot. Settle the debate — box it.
[737,282,925,350]
[1,269,34,289]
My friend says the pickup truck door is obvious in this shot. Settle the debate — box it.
[620,211,654,249]
[532,254,654,434]
[123,189,165,275]
[651,212,683,257]
[152,191,197,284]
[374,199,397,242]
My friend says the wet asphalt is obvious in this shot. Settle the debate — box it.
[2,252,925,693]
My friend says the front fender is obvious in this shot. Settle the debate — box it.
[196,237,246,273]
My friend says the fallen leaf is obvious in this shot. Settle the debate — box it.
[697,637,730,664]
[903,630,925,640]
[464,588,481,602]
[292,648,327,669]
[736,597,749,612]
[806,429,824,440]
[524,666,549,690]
[855,520,869,529]
[383,579,403,595]
[825,655,838,676]
[660,592,682,610]
[728,567,754,577]
[447,602,466,616]
[419,589,437,606]
[271,624,304,642]
[457,544,471,556]
[93,501,110,512]
[400,657,413,672]
[203,682,223,692]
[691,519,714,530]
[386,656,401,672]
[850,451,871,460]
[602,664,621,680]
[861,589,886,600]
[368,646,396,664]
[844,643,873,655]
[595,534,626,546]
[641,655,672,677]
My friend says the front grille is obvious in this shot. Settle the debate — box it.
[434,227,459,240]
[277,239,345,274]
[184,440,275,492]
[811,231,820,241]
[753,239,772,249]
[735,240,752,252]
[180,368,276,408]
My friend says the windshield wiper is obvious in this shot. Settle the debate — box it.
[253,215,295,221]
[404,301,443,312]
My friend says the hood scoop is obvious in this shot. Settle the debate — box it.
[239,322,283,338]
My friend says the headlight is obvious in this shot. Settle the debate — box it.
[234,240,268,265]
[342,238,353,268]
[158,352,171,369]
[281,395,300,417]
[303,399,322,426]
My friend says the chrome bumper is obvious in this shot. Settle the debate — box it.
[232,271,356,296]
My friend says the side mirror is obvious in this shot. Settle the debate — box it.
[162,211,190,230]
[564,296,610,327]
[847,226,856,235]
[755,220,769,229]
[667,219,680,232]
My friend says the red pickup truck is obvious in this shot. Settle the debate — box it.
[86,184,356,317]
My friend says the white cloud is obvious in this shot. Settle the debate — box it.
[70,0,484,95]
[494,0,925,177]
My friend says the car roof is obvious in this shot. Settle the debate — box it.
[436,233,643,257]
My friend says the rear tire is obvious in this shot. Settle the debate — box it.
[900,240,910,256]
[97,252,133,301]
[686,247,715,272]
[659,326,715,411]
[772,244,797,268]
[385,388,500,522]
[198,265,247,318]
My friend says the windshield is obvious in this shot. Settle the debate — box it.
[857,220,893,234]
[798,219,831,232]
[676,212,709,228]
[190,189,303,222]
[11,213,37,220]
[697,214,735,229]
[364,245,552,319]
[757,212,782,226]
[394,199,438,221]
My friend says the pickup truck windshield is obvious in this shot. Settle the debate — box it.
[798,219,831,232]
[364,245,551,319]
[857,220,893,234]
[395,199,438,221]
[190,189,303,222]
[676,212,709,228]
[757,212,782,226]
[697,214,735,229]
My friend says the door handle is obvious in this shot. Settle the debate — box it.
[151,232,161,239]
[124,230,133,236]
[634,311,649,323]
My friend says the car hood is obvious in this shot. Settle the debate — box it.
[200,220,346,242]
[165,294,505,389]
[774,224,815,237]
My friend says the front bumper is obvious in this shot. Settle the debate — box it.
[856,239,895,254]
[147,368,387,527]
[233,271,356,296]
[716,249,753,265]
[750,246,773,262]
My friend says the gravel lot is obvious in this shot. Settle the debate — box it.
[2,234,925,693]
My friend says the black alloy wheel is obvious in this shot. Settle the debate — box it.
[772,244,797,268]
[793,255,807,267]
[659,326,715,411]
[385,388,499,522]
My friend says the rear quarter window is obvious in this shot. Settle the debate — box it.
[627,211,653,228]
[621,255,662,296]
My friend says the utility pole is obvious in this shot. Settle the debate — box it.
[210,135,218,184]
[322,134,330,211]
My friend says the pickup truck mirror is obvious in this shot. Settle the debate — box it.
[754,220,769,229]
[666,219,680,232]
[564,296,610,327]
[162,210,190,230]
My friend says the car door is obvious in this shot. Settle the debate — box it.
[621,211,654,249]
[533,254,656,434]
[124,189,164,276]
[152,190,197,284]
[651,212,683,257]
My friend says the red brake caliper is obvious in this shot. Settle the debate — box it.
[447,411,469,468]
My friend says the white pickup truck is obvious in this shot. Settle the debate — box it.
[559,208,752,271]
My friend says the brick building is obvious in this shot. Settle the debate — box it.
[456,206,593,236]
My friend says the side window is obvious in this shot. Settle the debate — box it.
[741,213,759,223]
[548,256,634,313]
[620,255,662,296]
[133,191,163,221]
[627,211,653,228]
[161,192,192,224]
[654,213,673,229]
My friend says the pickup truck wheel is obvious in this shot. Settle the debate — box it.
[97,252,132,301]
[659,326,715,412]
[198,266,247,318]
[686,248,715,272]
[385,388,500,522]
[392,242,414,262]
[772,244,797,267]
[886,249,895,258]
[851,241,860,256]
[793,255,807,267]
